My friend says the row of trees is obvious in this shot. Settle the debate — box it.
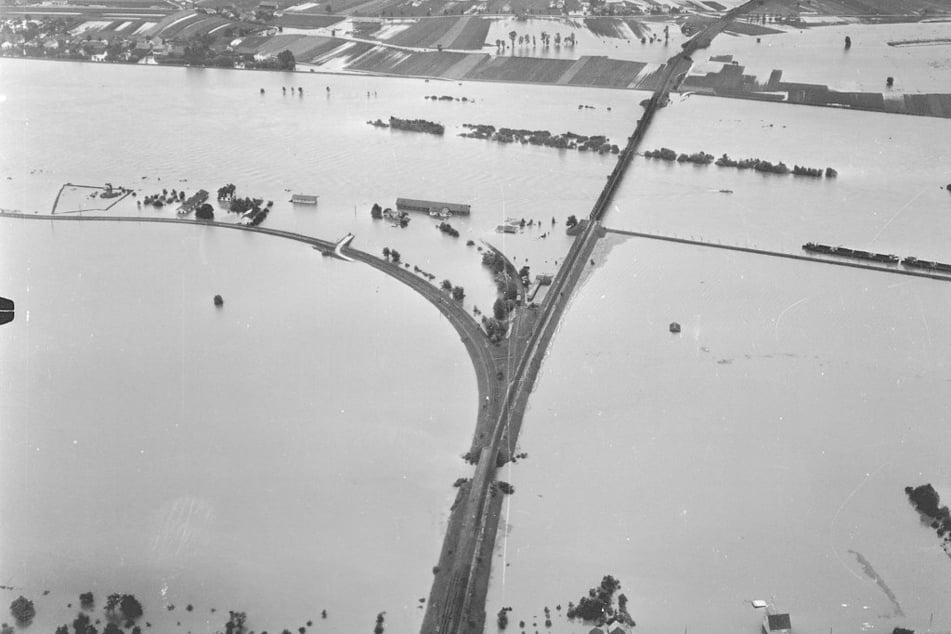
[440,279,466,300]
[496,30,577,50]
[13,592,145,634]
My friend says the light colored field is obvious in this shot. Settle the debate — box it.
[70,21,113,36]
[285,1,321,9]
[274,12,345,28]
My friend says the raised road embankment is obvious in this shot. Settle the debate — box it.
[0,211,509,455]
[419,2,767,632]
[605,228,951,283]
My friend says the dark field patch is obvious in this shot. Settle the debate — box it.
[253,34,346,60]
[275,13,345,28]
[723,20,784,36]
[176,16,233,39]
[585,17,626,38]
[810,0,949,15]
[347,48,472,76]
[584,17,649,40]
[352,20,382,36]
[387,17,459,47]
[445,17,489,50]
[464,56,575,83]
[299,36,349,60]
[564,57,645,87]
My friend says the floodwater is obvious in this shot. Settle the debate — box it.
[486,235,951,634]
[2,39,950,634]
[482,74,951,633]
[607,94,951,259]
[0,58,646,311]
[0,218,476,633]
[699,20,951,92]
[0,58,635,633]
[483,17,687,63]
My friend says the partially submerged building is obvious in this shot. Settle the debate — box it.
[396,198,471,216]
[763,612,792,634]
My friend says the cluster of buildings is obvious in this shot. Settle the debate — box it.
[0,7,273,65]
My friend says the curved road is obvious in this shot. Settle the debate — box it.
[3,8,765,627]
[0,211,508,454]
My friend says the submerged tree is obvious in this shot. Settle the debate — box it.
[224,611,247,634]
[105,594,143,623]
[9,596,35,625]
[196,203,214,220]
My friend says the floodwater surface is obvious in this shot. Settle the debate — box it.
[0,219,475,633]
[486,236,951,634]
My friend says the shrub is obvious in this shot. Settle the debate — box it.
[9,596,35,625]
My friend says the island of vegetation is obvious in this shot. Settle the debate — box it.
[713,151,837,177]
[461,124,620,154]
[141,188,186,207]
[9,596,35,625]
[643,147,838,178]
[367,117,445,135]
[472,249,529,346]
[437,221,460,238]
[425,95,473,103]
[48,592,145,634]
[564,575,635,628]
[905,483,951,553]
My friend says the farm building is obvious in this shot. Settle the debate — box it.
[763,613,792,634]
[396,197,470,216]
[290,194,318,205]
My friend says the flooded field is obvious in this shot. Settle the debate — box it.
[0,219,475,633]
[0,59,647,314]
[2,32,950,634]
[483,17,686,63]
[485,235,951,634]
[698,20,951,92]
[606,94,951,259]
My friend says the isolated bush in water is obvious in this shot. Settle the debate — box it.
[9,596,36,625]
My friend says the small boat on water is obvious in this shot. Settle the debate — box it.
[719,189,733,194]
